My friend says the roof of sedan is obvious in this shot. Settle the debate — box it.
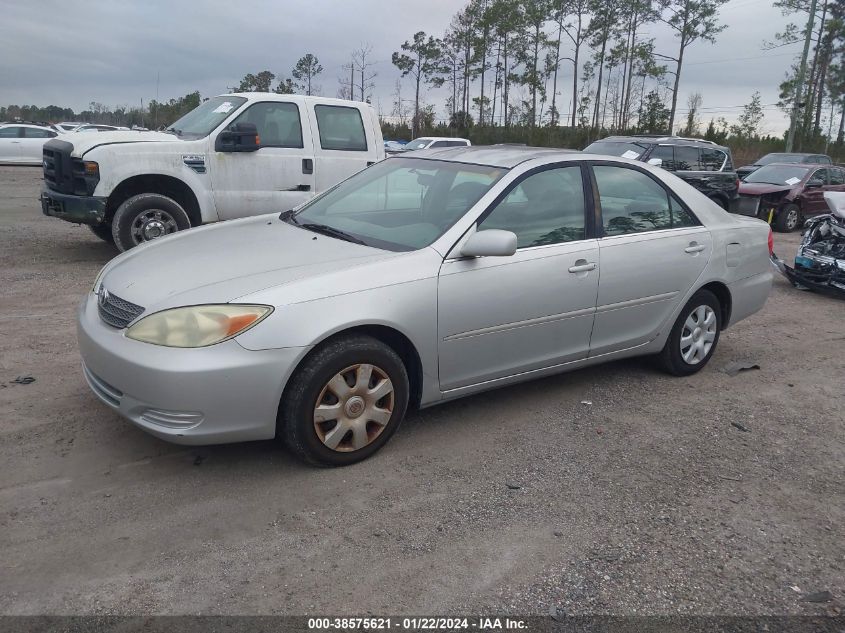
[400,144,580,168]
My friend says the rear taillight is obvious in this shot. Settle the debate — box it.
[767,227,774,255]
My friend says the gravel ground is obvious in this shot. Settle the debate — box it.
[0,165,842,617]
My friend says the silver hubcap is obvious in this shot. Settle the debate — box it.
[131,209,178,244]
[785,208,798,230]
[313,364,394,452]
[680,305,717,365]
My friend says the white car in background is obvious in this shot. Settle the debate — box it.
[74,124,131,133]
[55,122,86,133]
[0,124,60,165]
[401,136,471,151]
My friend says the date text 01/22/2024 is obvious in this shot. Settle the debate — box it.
[306,617,529,630]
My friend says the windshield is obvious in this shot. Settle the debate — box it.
[404,139,432,150]
[744,164,810,185]
[290,157,507,251]
[757,153,807,166]
[166,95,247,138]
[583,141,648,160]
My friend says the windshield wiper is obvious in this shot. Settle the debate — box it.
[299,222,366,245]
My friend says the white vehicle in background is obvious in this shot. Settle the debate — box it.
[55,122,86,133]
[74,124,131,133]
[0,123,60,165]
[400,136,471,152]
[41,93,385,251]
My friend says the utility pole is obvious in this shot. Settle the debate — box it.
[786,0,817,152]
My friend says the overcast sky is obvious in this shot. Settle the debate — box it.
[1,0,801,134]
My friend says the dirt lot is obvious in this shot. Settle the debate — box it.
[0,165,842,617]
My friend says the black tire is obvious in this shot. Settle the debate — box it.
[88,223,114,244]
[280,335,409,467]
[657,289,722,376]
[774,203,801,232]
[111,193,191,252]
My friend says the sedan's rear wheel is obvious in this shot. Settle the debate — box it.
[657,289,721,376]
[280,335,409,466]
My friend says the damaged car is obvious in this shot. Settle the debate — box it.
[772,191,845,299]
[736,152,831,180]
[736,163,845,232]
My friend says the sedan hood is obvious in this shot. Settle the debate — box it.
[99,215,399,311]
[738,183,793,196]
[69,131,175,156]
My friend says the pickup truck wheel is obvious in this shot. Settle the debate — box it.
[774,204,801,232]
[111,193,191,252]
[88,223,114,244]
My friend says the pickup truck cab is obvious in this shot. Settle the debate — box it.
[41,93,385,250]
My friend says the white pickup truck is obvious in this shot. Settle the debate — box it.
[41,93,385,250]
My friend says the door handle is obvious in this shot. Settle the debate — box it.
[302,158,313,174]
[685,243,706,254]
[568,260,597,273]
[281,184,311,192]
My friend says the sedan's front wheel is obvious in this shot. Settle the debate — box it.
[657,289,721,376]
[280,335,409,466]
[774,203,801,232]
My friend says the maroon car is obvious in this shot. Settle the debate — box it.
[737,162,845,231]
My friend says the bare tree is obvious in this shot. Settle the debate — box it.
[352,43,378,102]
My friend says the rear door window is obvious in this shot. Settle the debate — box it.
[593,165,701,236]
[0,126,21,138]
[830,168,845,185]
[674,146,702,171]
[700,148,726,171]
[314,105,368,151]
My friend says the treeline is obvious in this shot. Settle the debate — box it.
[0,92,202,129]
[6,0,845,158]
[384,0,845,151]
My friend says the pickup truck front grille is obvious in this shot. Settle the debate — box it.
[98,289,145,329]
[42,139,95,195]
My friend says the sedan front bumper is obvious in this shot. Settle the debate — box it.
[77,293,308,445]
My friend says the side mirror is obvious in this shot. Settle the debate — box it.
[460,229,517,258]
[215,122,260,152]
[647,158,663,167]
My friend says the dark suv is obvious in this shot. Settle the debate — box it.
[583,135,740,211]
[736,152,832,180]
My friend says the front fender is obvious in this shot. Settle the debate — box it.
[87,143,218,223]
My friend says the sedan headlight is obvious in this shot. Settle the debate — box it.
[126,304,272,348]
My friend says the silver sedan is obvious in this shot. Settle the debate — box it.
[78,146,773,465]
